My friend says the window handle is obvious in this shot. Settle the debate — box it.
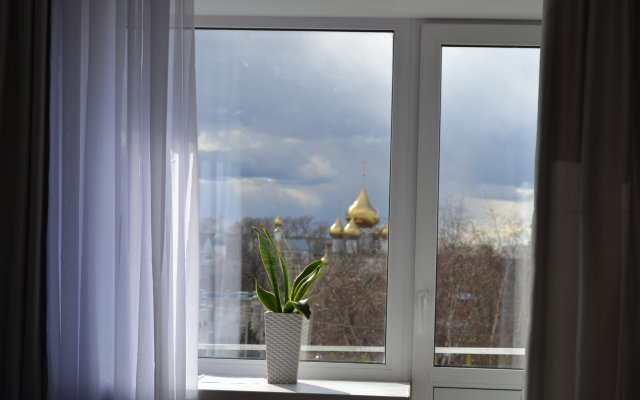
[417,289,429,335]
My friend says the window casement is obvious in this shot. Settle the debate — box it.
[195,16,419,383]
[412,21,541,400]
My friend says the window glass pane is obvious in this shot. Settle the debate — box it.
[196,30,393,363]
[435,46,540,369]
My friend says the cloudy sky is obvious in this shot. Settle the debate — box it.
[440,46,540,231]
[195,30,539,229]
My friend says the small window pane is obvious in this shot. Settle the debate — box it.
[196,30,393,363]
[435,46,540,369]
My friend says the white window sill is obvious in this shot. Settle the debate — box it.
[198,376,410,400]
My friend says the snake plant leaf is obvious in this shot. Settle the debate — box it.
[292,260,322,296]
[261,224,291,304]
[252,225,323,316]
[283,301,294,313]
[286,299,311,319]
[255,280,280,313]
[253,227,281,312]
[292,266,322,301]
[292,278,314,302]
[292,260,323,291]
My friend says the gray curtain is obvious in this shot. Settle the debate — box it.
[526,0,639,399]
[0,1,49,399]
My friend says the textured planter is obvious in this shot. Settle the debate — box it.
[264,312,303,384]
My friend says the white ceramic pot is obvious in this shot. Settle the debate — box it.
[264,312,303,384]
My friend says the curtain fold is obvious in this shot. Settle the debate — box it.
[527,0,640,399]
[0,1,50,399]
[48,0,198,399]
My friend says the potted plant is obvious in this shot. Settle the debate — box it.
[253,225,323,384]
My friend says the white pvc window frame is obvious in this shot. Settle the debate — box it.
[194,15,421,382]
[412,21,541,400]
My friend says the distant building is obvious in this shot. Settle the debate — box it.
[328,182,388,254]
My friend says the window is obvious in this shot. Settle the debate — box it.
[412,22,540,399]
[196,28,393,364]
[193,18,541,395]
[435,45,539,369]
[196,17,416,382]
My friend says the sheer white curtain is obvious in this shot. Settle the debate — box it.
[48,0,198,399]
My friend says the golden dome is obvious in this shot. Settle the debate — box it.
[274,216,283,227]
[378,223,388,239]
[346,185,380,228]
[329,217,344,238]
[343,218,362,239]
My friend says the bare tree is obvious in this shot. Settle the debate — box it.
[435,197,529,367]
[200,204,530,367]
[212,216,388,361]
[310,251,387,362]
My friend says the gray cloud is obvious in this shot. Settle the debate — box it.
[196,30,392,142]
[195,32,538,225]
[195,30,393,222]
[440,47,540,200]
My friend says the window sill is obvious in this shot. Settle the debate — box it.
[198,376,410,400]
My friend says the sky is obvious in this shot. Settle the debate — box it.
[195,30,540,230]
[440,46,540,232]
